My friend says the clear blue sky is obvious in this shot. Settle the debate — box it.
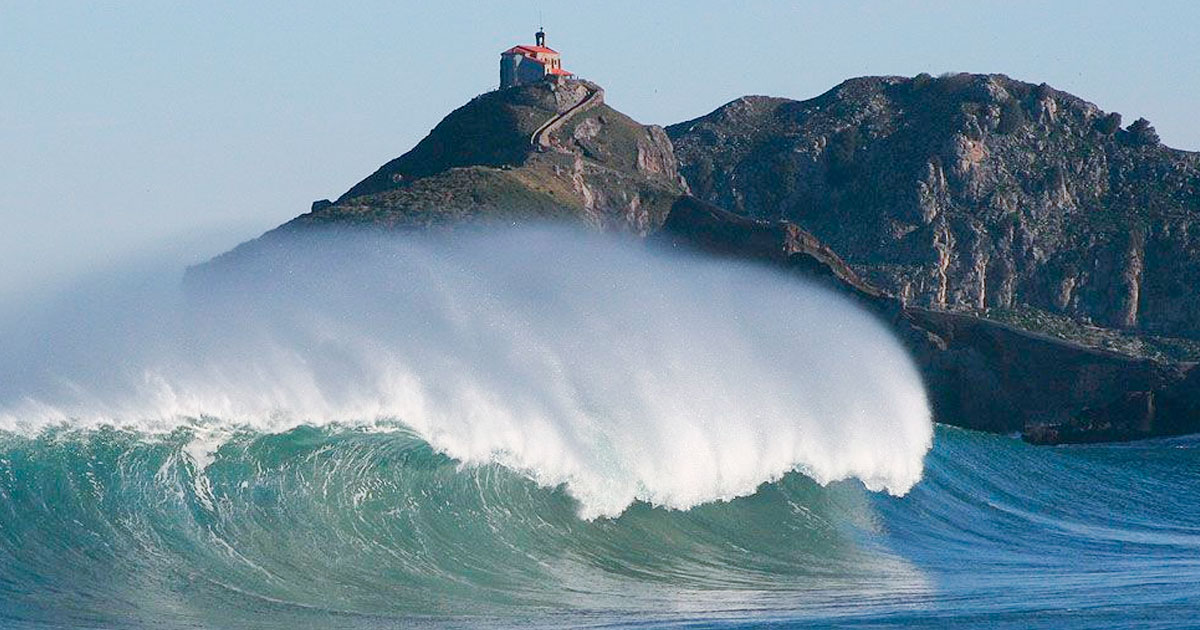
[2,1,1198,295]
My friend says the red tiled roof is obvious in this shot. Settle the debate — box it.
[502,44,559,56]
[547,67,573,76]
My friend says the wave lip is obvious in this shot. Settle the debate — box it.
[0,227,933,517]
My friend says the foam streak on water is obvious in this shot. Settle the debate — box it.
[0,227,932,518]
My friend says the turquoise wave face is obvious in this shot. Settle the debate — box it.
[2,424,1199,629]
[0,422,914,628]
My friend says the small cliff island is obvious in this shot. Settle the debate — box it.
[195,34,1200,444]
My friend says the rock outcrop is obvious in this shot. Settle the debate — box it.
[320,78,687,234]
[668,73,1200,340]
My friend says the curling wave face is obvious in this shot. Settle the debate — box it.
[0,425,927,628]
[0,227,933,518]
[2,425,1199,629]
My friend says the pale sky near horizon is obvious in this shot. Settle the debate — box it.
[2,1,1198,296]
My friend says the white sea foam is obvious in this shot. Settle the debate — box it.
[0,227,933,518]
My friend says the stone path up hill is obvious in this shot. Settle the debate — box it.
[293,78,687,235]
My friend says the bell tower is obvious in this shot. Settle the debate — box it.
[535,28,545,47]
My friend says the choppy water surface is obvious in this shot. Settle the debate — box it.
[1,426,1197,629]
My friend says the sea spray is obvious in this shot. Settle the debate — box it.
[0,226,932,518]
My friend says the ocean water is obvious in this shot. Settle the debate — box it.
[2,426,1197,629]
[1,228,1196,628]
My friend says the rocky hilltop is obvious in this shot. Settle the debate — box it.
[669,73,1200,341]
[205,79,688,271]
[195,75,1200,444]
[290,79,684,234]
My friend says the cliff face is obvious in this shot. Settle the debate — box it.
[668,73,1200,339]
[655,197,1200,444]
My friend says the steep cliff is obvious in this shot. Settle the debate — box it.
[668,73,1200,339]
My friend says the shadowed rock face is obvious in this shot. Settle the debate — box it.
[655,196,1200,444]
[668,73,1200,339]
[655,196,882,297]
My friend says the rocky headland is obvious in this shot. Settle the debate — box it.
[194,75,1200,444]
[669,74,1200,344]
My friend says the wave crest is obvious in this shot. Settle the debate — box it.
[0,227,932,517]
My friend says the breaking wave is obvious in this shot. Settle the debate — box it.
[0,227,932,519]
[3,227,1199,628]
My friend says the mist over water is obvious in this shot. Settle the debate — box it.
[0,226,932,518]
